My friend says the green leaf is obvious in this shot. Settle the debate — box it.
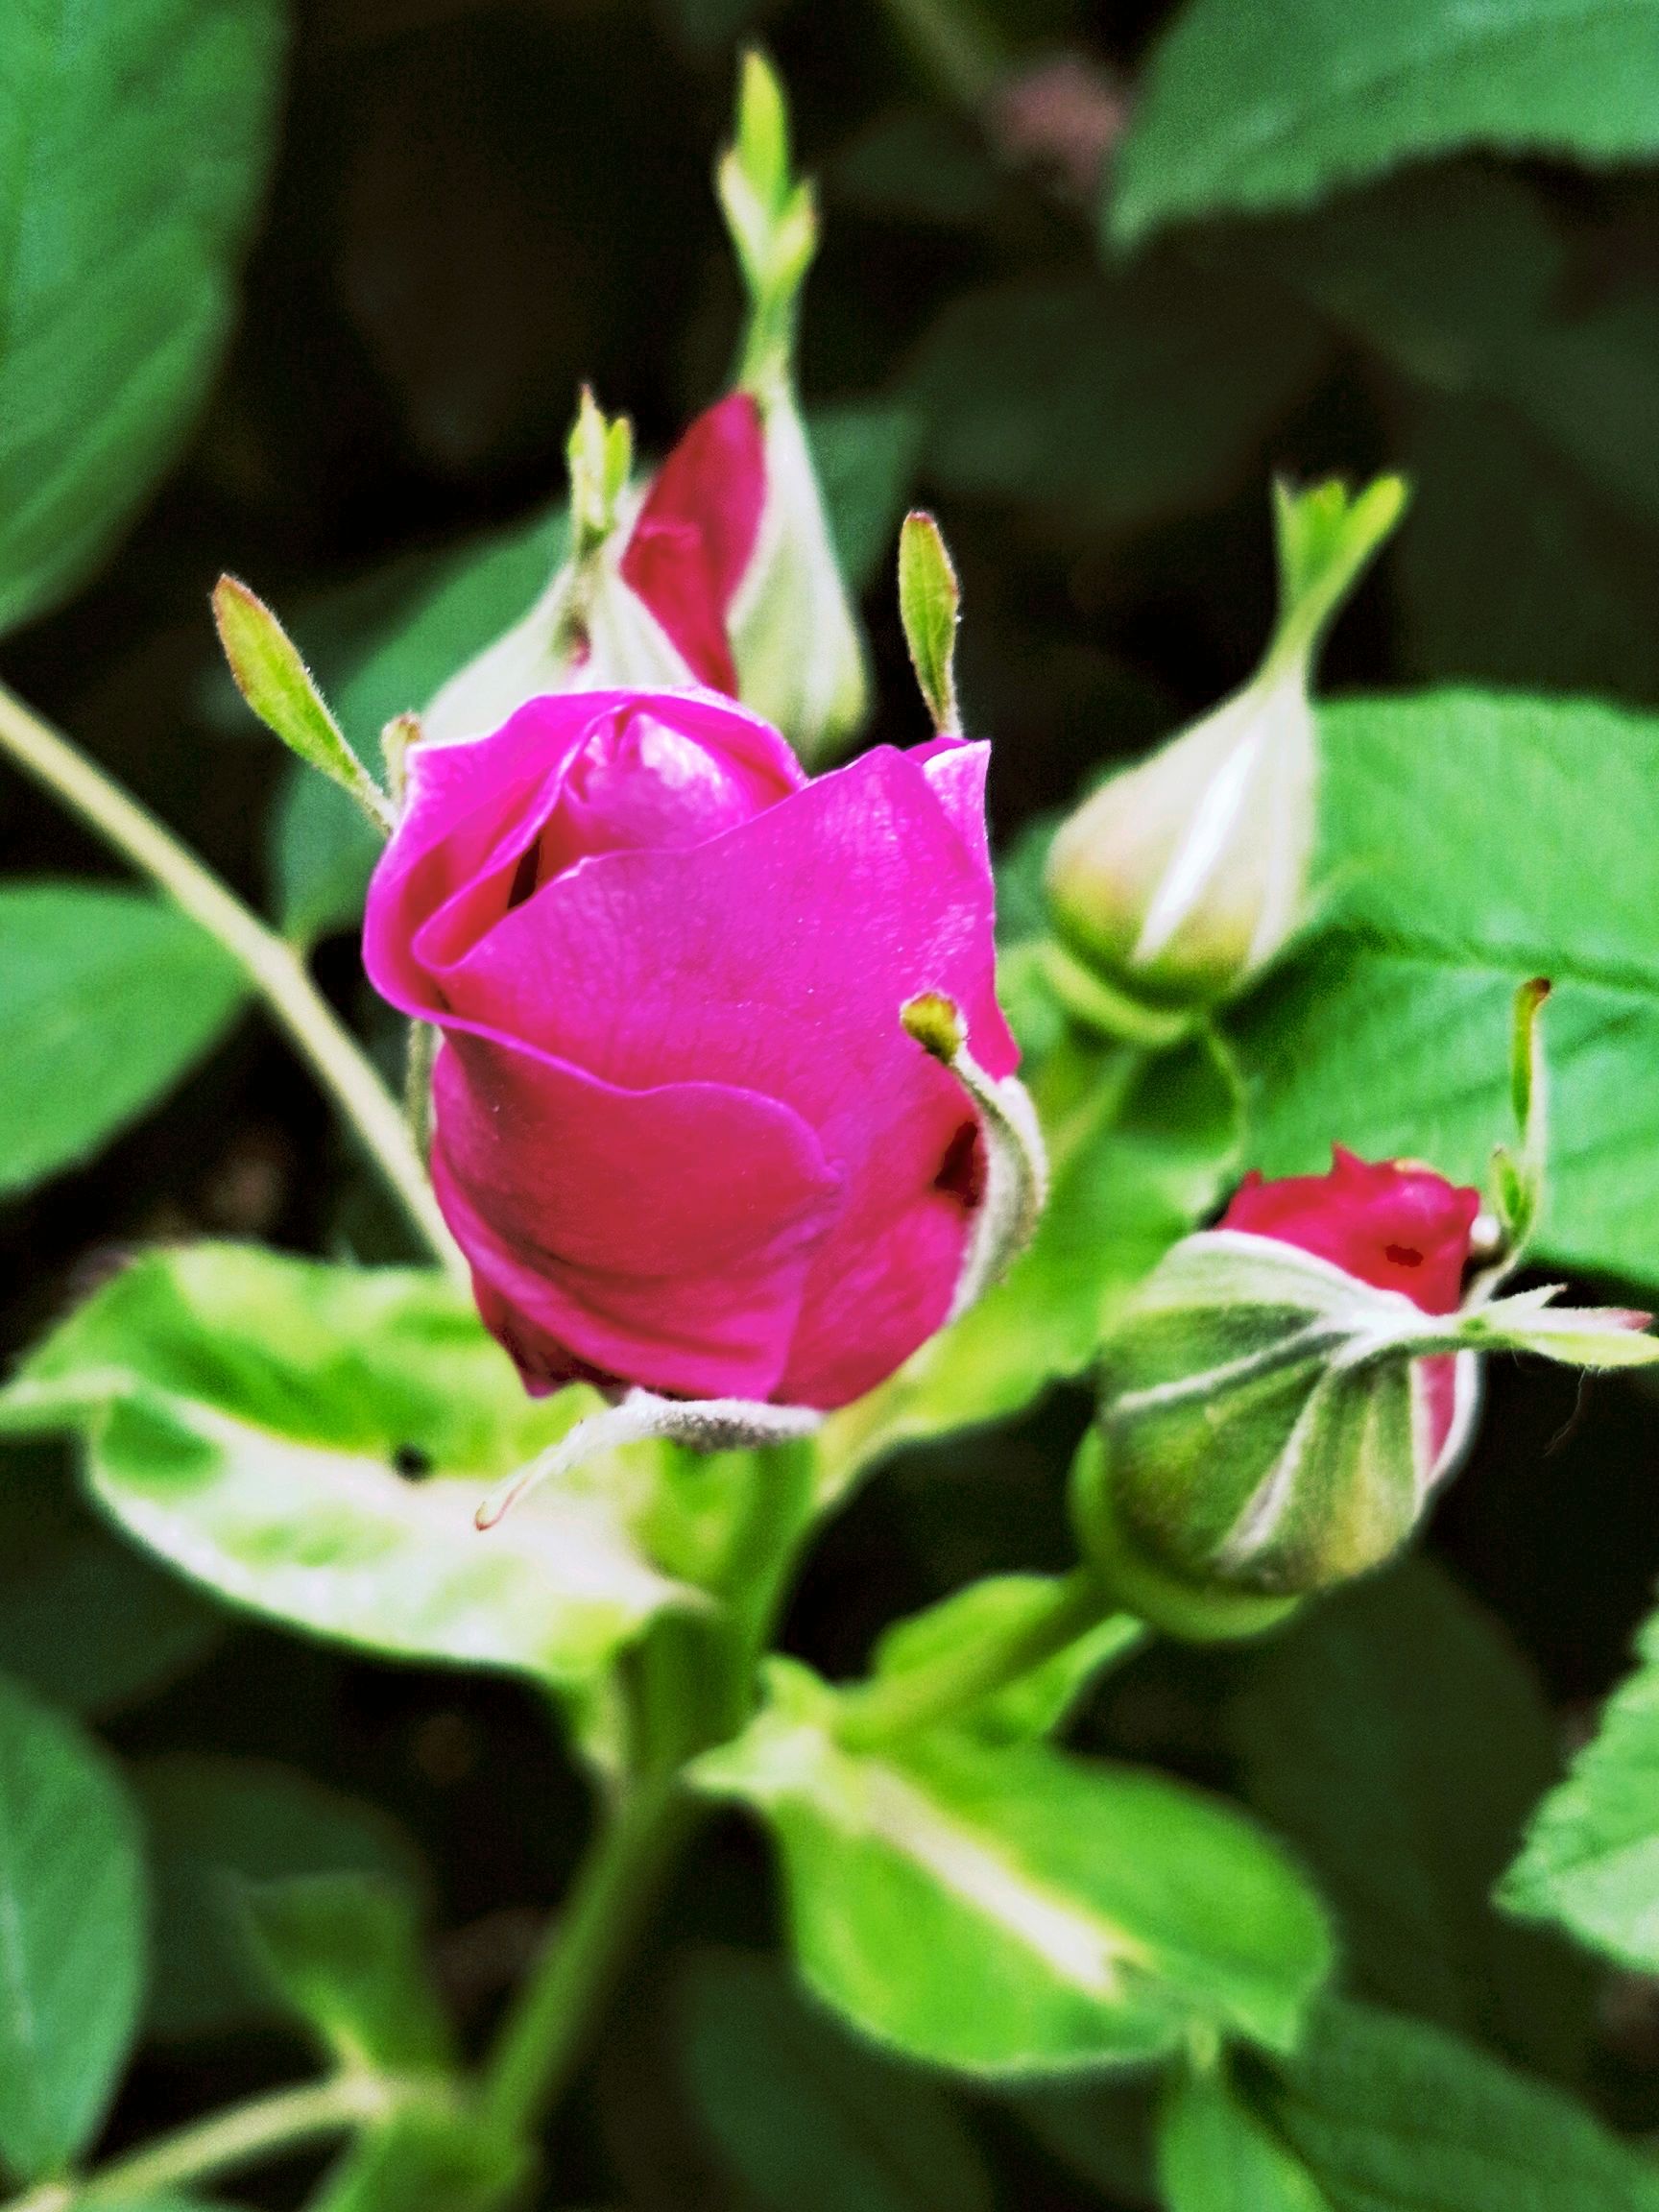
[678,1949,994,2212]
[1231,689,1659,1291]
[133,1753,426,2042]
[1234,1561,1592,2078]
[0,0,286,634]
[0,1672,144,2181]
[1158,2064,1330,2212]
[906,266,1330,530]
[0,883,245,1194]
[1111,0,1659,245]
[0,1442,222,1718]
[0,1243,691,1691]
[816,1031,1238,1498]
[871,1576,1143,1747]
[1258,1998,1659,2211]
[1502,1600,1659,1976]
[1262,167,1659,541]
[240,1873,454,2075]
[692,1659,1333,2077]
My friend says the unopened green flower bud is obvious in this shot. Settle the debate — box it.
[1074,1144,1658,1635]
[718,52,869,766]
[1045,474,1407,1010]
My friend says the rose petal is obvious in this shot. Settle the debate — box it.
[619,393,766,694]
[430,1033,841,1402]
[366,688,803,1012]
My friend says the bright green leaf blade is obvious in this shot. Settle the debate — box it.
[1502,1603,1659,1975]
[693,1661,1333,2077]
[1158,2065,1331,2212]
[678,1949,994,2212]
[0,1244,690,1690]
[0,1673,144,2180]
[0,883,245,1194]
[1234,1560,1592,2078]
[1232,689,1659,1291]
[133,1754,425,2042]
[1111,0,1659,245]
[817,1031,1238,1497]
[872,1576,1143,1747]
[0,0,285,634]
[0,1442,222,1718]
[906,267,1330,530]
[240,1872,454,2075]
[1260,1998,1659,2211]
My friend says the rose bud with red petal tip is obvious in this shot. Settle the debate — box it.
[1224,1146,1481,1477]
[1072,1145,1656,1641]
[363,686,1016,1411]
[423,395,769,746]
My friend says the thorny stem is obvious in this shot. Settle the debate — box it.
[0,681,463,1281]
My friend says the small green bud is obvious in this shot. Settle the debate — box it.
[1045,474,1407,1011]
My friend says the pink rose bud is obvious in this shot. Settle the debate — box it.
[363,687,1016,1410]
[423,396,768,745]
[1074,1140,1657,1637]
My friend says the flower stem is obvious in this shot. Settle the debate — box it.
[0,680,463,1281]
[480,1772,698,2141]
[0,2073,398,2212]
[833,1565,1127,1749]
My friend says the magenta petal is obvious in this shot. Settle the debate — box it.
[365,688,803,1016]
[619,394,766,694]
[430,1034,841,1402]
[435,745,1014,1094]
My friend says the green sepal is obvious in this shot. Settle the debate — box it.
[213,576,392,831]
[897,510,962,737]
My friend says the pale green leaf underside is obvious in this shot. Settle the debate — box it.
[695,1661,1332,2077]
[0,883,246,1195]
[0,1244,688,1690]
[0,1674,144,2181]
[1112,0,1659,245]
[1233,690,1659,1292]
[1502,1605,1659,1975]
[0,0,286,635]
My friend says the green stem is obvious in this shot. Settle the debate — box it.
[0,681,463,1282]
[480,1773,697,2140]
[0,2074,397,2212]
[834,1565,1119,1749]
